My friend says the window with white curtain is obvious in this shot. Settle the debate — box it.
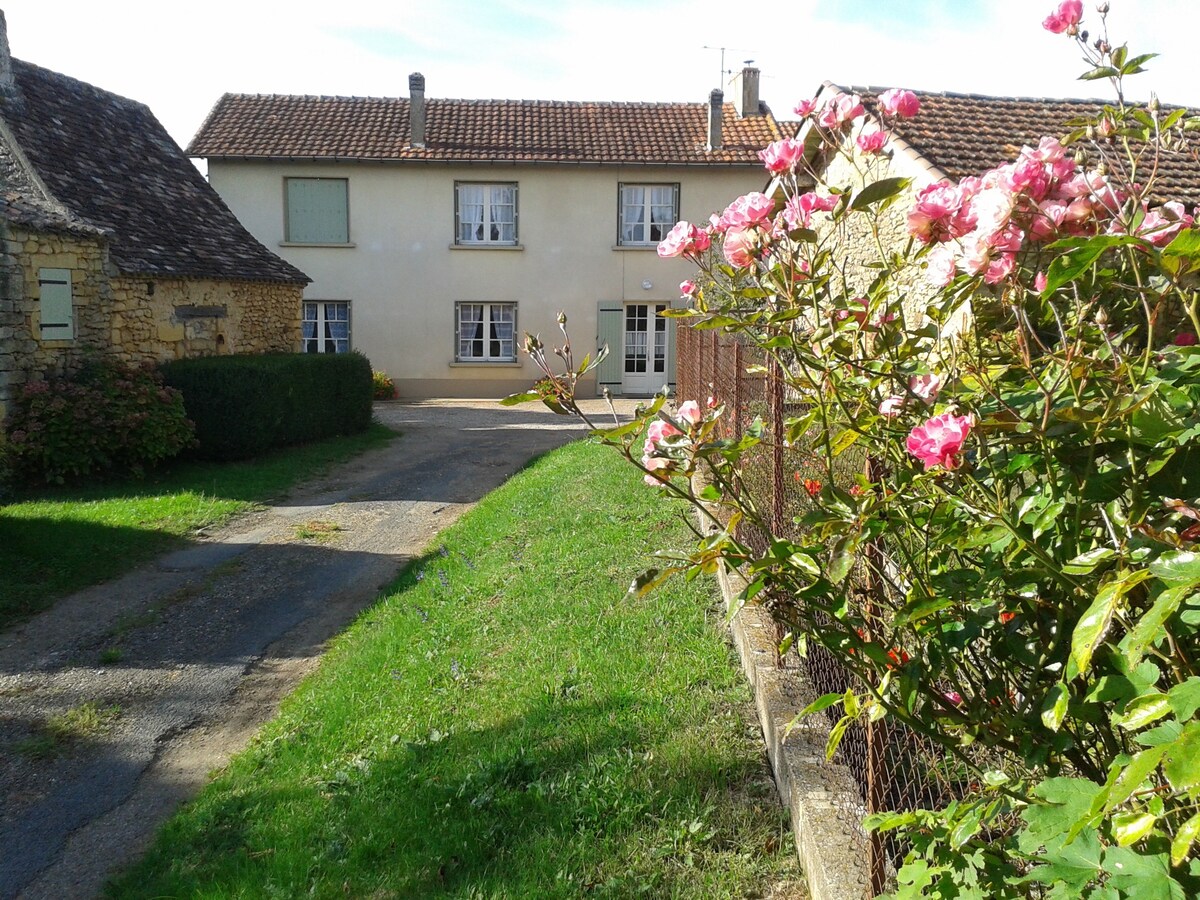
[302,301,351,353]
[455,183,518,245]
[619,183,679,245]
[456,302,517,361]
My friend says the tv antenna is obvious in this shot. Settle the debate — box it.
[702,46,757,89]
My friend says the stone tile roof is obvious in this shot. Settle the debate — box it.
[852,87,1200,207]
[0,59,308,283]
[187,94,783,166]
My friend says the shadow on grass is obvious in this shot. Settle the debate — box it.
[110,689,771,898]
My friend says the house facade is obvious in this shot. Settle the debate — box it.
[0,13,308,421]
[189,70,783,398]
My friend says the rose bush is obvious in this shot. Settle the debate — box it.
[512,4,1200,896]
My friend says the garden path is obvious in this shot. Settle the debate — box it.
[0,398,632,900]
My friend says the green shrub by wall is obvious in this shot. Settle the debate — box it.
[160,353,373,460]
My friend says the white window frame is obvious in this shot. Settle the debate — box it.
[285,177,350,244]
[455,182,518,245]
[456,302,517,362]
[37,268,74,341]
[618,183,679,246]
[302,300,351,354]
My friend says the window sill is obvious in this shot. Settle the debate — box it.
[280,241,357,248]
[449,243,524,251]
[449,361,523,368]
[612,244,659,251]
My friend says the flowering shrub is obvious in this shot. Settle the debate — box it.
[513,4,1200,896]
[372,369,398,400]
[5,360,194,483]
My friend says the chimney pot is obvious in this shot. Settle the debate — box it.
[707,88,723,152]
[733,66,761,118]
[409,72,426,148]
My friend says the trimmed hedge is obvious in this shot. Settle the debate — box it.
[160,352,373,460]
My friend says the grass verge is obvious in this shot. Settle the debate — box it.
[106,440,801,899]
[0,423,396,629]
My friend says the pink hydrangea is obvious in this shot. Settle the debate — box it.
[818,93,865,129]
[856,128,887,155]
[758,138,805,174]
[1043,0,1083,34]
[657,221,711,259]
[906,413,974,471]
[878,89,920,119]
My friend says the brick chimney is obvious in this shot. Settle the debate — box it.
[409,72,426,148]
[732,66,761,117]
[706,89,723,151]
[0,11,15,95]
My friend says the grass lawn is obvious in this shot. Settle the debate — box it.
[106,440,801,899]
[0,423,396,629]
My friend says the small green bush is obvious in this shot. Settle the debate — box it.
[372,369,397,400]
[161,352,373,460]
[4,360,194,483]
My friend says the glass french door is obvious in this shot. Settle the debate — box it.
[622,303,668,395]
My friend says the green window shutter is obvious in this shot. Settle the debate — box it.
[665,309,678,390]
[286,178,349,243]
[38,268,74,340]
[596,302,623,394]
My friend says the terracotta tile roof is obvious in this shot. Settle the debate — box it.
[187,93,783,166]
[0,59,308,283]
[848,87,1200,207]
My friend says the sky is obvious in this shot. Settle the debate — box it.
[4,0,1198,151]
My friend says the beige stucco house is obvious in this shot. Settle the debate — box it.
[188,69,784,398]
[0,13,309,421]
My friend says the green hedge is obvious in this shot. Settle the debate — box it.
[160,353,373,460]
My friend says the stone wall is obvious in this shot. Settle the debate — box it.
[0,223,303,420]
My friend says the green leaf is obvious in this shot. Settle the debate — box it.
[1102,847,1185,900]
[500,391,541,406]
[1117,693,1171,731]
[1120,52,1158,75]
[1150,551,1200,587]
[1064,547,1117,576]
[1043,235,1142,294]
[1020,777,1104,856]
[829,428,861,457]
[1169,677,1200,720]
[1072,570,1148,676]
[792,691,843,719]
[1079,65,1121,81]
[1123,586,1193,666]
[1113,811,1158,847]
[1162,228,1200,260]
[850,176,912,211]
[1171,811,1200,866]
[1021,828,1102,889]
[825,714,850,761]
[1105,746,1167,811]
[1041,682,1070,732]
[1163,722,1200,792]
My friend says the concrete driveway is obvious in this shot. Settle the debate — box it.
[0,399,633,899]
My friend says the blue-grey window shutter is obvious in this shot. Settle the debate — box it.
[596,302,623,394]
[38,268,74,340]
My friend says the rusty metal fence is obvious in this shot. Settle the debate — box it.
[676,325,967,896]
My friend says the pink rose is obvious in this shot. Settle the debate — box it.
[680,279,696,297]
[943,690,964,706]
[818,93,865,128]
[657,221,710,258]
[1034,271,1048,292]
[783,191,837,229]
[856,128,887,155]
[720,192,776,228]
[906,413,974,471]
[722,225,760,267]
[1175,332,1199,346]
[879,396,905,417]
[925,245,957,287]
[1043,0,1083,33]
[793,98,819,118]
[677,400,702,425]
[909,373,942,404]
[758,138,805,174]
[878,89,920,118]
[1138,201,1194,247]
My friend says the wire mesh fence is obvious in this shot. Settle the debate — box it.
[676,325,970,896]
